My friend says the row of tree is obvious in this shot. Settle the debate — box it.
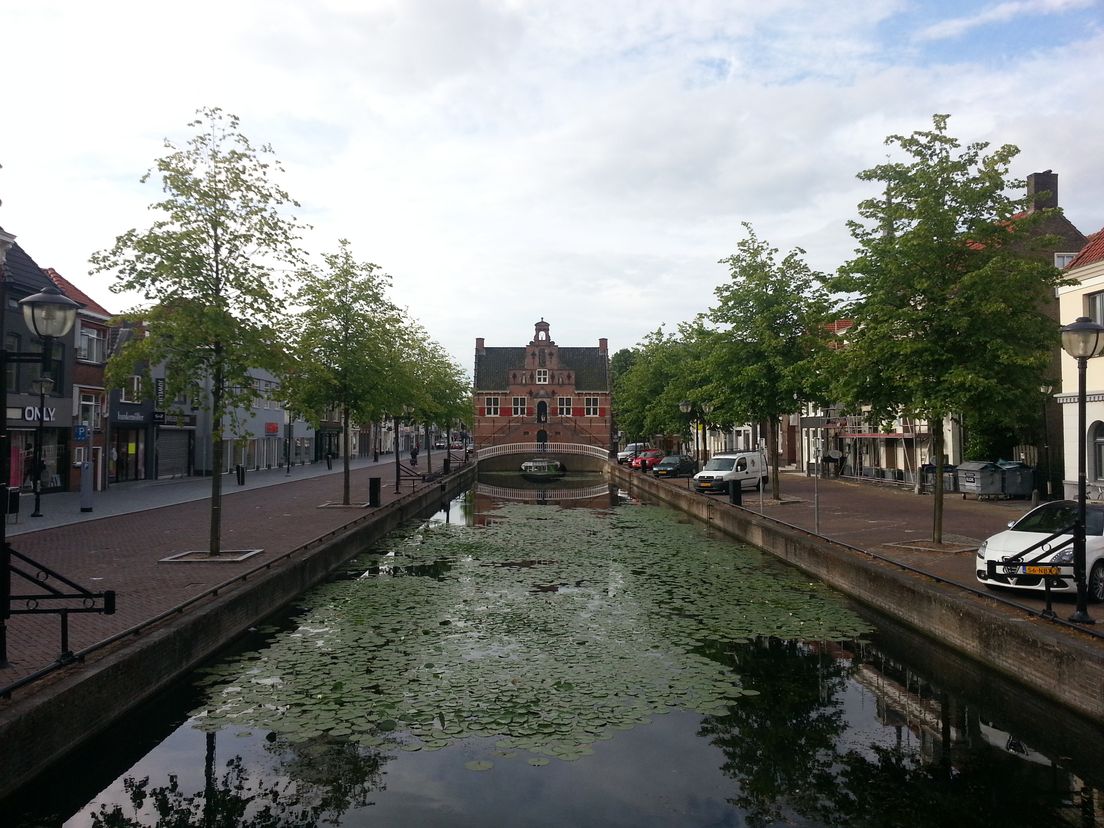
[612,115,1066,541]
[90,108,470,554]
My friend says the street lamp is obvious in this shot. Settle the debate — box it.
[1,235,82,663]
[1040,383,1054,500]
[679,400,692,460]
[1060,316,1104,624]
[29,375,54,517]
[700,401,714,463]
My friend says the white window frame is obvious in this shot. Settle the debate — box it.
[558,397,572,416]
[536,368,549,384]
[78,325,105,363]
[1055,252,1077,269]
[79,391,103,430]
[121,375,142,403]
[585,396,600,416]
[1087,292,1104,326]
[512,396,527,416]
[485,396,500,417]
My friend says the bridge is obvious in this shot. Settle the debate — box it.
[474,442,611,462]
[474,482,612,502]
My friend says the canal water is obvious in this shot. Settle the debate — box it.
[4,477,1104,827]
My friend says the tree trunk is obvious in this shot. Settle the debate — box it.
[768,415,781,500]
[342,405,351,506]
[209,353,224,557]
[424,424,432,473]
[932,414,945,544]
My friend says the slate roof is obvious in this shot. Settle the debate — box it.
[43,268,112,318]
[474,346,609,392]
[2,241,55,294]
[1069,229,1104,271]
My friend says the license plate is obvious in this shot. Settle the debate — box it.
[1024,565,1061,576]
[699,482,712,488]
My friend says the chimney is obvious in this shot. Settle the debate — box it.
[598,337,608,354]
[1027,170,1058,212]
[475,337,485,355]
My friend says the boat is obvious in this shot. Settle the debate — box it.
[520,457,567,482]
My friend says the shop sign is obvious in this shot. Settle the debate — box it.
[265,422,279,434]
[23,406,56,422]
[116,410,147,423]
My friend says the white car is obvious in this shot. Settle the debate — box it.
[617,443,649,464]
[975,500,1104,601]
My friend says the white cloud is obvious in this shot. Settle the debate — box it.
[1,0,1102,368]
[915,0,1097,41]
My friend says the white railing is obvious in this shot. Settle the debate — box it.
[475,483,611,501]
[475,442,611,461]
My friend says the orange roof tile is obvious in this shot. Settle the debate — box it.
[1069,229,1104,271]
[41,268,114,318]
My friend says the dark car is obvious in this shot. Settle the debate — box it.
[630,449,665,471]
[652,454,698,478]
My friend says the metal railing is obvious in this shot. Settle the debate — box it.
[476,482,611,501]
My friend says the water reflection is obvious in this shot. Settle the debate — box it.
[5,488,1103,827]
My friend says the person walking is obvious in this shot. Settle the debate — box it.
[409,445,419,467]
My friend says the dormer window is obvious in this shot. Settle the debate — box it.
[536,369,548,384]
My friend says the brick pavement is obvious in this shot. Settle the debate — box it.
[1,453,455,688]
[1,458,1092,693]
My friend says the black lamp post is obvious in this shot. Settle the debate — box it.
[1040,383,1053,499]
[700,401,714,463]
[1,233,82,663]
[29,374,54,517]
[679,399,692,459]
[1060,316,1104,624]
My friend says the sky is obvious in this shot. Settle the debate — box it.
[2,0,1102,373]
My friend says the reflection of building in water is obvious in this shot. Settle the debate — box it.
[847,643,1097,821]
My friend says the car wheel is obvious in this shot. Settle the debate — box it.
[1089,561,1104,603]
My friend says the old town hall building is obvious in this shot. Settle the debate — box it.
[472,320,612,452]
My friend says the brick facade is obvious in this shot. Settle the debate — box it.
[472,319,612,451]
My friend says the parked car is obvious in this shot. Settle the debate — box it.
[693,450,769,494]
[630,449,665,471]
[975,500,1104,601]
[652,454,698,478]
[617,442,650,464]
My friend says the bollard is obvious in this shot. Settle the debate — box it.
[326,453,333,471]
[729,481,742,506]
[368,477,381,507]
[236,464,245,486]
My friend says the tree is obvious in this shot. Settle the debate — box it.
[829,115,1065,542]
[710,224,829,499]
[92,107,305,555]
[400,330,470,472]
[284,240,403,505]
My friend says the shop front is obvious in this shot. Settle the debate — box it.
[7,398,72,494]
[111,408,152,483]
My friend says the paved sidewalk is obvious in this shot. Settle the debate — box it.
[1,450,463,689]
[2,458,1096,694]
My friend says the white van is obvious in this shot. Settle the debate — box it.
[693,450,769,494]
[617,442,650,464]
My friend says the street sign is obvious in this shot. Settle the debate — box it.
[152,411,166,424]
[73,424,89,441]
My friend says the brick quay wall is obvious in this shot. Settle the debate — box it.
[607,462,1104,723]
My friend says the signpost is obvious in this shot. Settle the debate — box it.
[75,423,93,512]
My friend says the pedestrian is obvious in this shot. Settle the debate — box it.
[410,445,419,467]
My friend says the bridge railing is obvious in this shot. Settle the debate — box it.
[475,442,611,461]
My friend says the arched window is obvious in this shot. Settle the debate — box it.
[1093,422,1104,481]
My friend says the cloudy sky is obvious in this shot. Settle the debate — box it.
[2,0,1102,371]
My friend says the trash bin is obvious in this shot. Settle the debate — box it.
[235,464,246,486]
[957,460,1002,499]
[4,487,19,522]
[368,477,381,507]
[999,461,1035,498]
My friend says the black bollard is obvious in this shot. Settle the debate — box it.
[729,481,742,506]
[368,477,381,507]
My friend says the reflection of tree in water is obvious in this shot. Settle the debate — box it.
[89,731,388,827]
[700,638,1082,828]
[697,637,850,826]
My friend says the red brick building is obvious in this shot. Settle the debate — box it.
[472,319,612,452]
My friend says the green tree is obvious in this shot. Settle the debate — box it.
[92,108,305,555]
[829,115,1064,542]
[284,240,403,505]
[400,331,470,472]
[710,224,829,499]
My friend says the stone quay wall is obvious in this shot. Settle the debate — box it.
[607,462,1104,723]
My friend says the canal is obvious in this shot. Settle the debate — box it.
[4,474,1103,826]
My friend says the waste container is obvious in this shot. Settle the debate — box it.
[957,460,1002,499]
[368,477,381,507]
[4,487,19,522]
[999,461,1035,498]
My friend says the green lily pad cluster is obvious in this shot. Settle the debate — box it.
[191,501,870,766]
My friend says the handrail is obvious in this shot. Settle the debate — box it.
[476,483,611,501]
